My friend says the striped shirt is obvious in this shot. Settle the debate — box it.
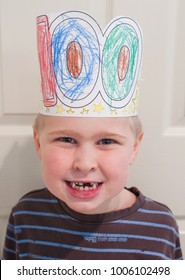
[2,187,183,260]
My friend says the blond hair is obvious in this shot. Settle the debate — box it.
[33,114,143,140]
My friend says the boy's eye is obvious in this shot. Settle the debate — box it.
[55,137,76,144]
[98,138,116,145]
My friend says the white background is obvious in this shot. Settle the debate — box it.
[1,260,185,279]
[0,0,185,256]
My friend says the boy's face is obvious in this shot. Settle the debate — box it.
[34,117,142,214]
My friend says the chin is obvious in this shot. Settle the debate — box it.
[67,202,100,215]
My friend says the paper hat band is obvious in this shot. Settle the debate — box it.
[36,11,143,117]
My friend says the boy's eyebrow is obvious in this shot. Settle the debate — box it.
[48,130,127,140]
[95,132,127,139]
[48,130,81,137]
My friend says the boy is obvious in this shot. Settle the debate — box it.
[2,11,183,260]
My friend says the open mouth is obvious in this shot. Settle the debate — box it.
[66,181,102,191]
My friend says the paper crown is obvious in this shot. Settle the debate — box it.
[36,11,143,117]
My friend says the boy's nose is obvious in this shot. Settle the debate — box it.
[72,146,97,175]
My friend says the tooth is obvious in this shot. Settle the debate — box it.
[72,183,76,189]
[69,181,100,190]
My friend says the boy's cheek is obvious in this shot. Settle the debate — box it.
[42,150,70,179]
[41,162,60,188]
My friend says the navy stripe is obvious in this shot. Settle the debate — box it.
[13,210,75,221]
[7,224,175,248]
[8,223,22,234]
[144,197,154,202]
[6,235,16,242]
[138,208,173,217]
[113,220,179,236]
[19,253,63,260]
[8,238,171,260]
[175,246,182,251]
[4,246,16,255]
[12,210,178,236]
[20,198,57,203]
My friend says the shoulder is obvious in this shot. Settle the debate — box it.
[140,194,179,230]
[18,188,55,201]
[12,188,58,213]
[143,196,174,216]
[131,187,175,216]
[130,187,179,229]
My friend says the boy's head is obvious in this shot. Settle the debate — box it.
[34,11,143,214]
[33,115,143,215]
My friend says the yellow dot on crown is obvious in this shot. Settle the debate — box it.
[81,108,89,114]
[132,94,139,111]
[67,108,75,114]
[122,104,133,115]
[111,109,118,116]
[122,108,128,114]
[93,103,104,113]
[128,104,134,114]
[56,104,64,113]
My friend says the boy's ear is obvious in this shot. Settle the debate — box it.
[130,132,144,165]
[33,129,42,159]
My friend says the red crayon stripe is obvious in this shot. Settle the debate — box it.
[37,15,57,107]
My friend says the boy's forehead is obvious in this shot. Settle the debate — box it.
[45,116,129,124]
[44,116,131,132]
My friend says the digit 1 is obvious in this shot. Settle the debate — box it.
[36,15,57,107]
